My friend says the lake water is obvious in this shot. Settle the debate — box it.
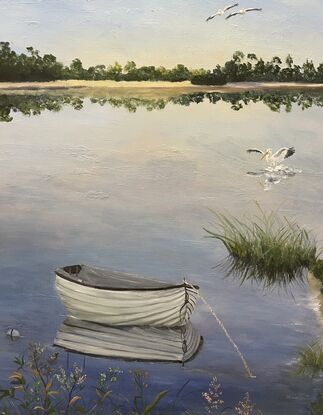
[0,90,323,414]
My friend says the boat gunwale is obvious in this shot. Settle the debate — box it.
[55,265,199,292]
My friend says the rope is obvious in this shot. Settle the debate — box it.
[186,282,256,379]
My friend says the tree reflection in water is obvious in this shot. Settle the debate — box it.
[0,90,323,122]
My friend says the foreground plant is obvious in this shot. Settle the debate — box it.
[204,208,323,289]
[0,344,92,414]
[0,343,262,415]
[130,369,167,415]
[202,377,261,415]
[234,393,262,415]
[310,393,323,415]
[296,343,323,378]
[0,344,161,415]
[296,342,323,414]
[202,376,224,414]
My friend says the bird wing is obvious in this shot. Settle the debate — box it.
[223,3,239,12]
[272,147,295,163]
[226,11,241,19]
[246,148,264,155]
[206,12,219,21]
[245,8,262,12]
[284,147,295,159]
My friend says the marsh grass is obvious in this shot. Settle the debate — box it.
[204,207,321,289]
[295,343,323,415]
[296,343,323,378]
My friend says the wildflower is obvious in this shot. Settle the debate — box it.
[27,343,45,369]
[235,393,254,415]
[202,376,224,414]
[132,369,149,390]
[55,368,68,388]
[108,368,123,383]
[55,364,86,390]
[97,368,122,390]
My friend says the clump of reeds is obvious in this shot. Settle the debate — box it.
[204,208,321,289]
[296,343,323,378]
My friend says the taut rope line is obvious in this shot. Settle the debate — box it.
[186,281,256,379]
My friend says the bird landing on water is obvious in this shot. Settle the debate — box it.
[247,147,295,167]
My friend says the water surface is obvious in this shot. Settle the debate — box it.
[0,90,323,413]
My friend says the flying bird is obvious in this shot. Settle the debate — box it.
[206,3,239,21]
[247,147,295,166]
[226,7,262,19]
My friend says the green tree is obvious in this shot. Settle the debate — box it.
[316,63,323,82]
[124,60,137,73]
[106,61,123,81]
[168,64,190,82]
[69,58,86,79]
[232,50,245,63]
[303,59,317,82]
[285,54,294,68]
[247,53,258,62]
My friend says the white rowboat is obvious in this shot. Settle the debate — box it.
[55,265,199,327]
[54,317,203,363]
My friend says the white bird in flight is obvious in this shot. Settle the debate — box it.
[247,147,295,166]
[206,3,239,21]
[226,7,262,19]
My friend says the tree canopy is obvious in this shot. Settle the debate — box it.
[0,42,323,85]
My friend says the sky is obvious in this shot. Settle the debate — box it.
[0,0,322,68]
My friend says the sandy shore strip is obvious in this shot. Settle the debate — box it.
[0,80,323,93]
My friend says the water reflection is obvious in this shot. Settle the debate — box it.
[54,317,202,364]
[222,255,309,292]
[247,165,302,191]
[0,83,320,413]
[1,90,323,122]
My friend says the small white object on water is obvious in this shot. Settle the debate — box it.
[6,328,21,340]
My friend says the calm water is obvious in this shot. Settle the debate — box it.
[0,91,323,414]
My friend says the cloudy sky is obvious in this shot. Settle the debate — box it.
[0,0,322,68]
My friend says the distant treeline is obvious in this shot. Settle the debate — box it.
[1,91,323,122]
[0,42,323,84]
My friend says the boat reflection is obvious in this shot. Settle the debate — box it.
[54,317,203,364]
[247,165,301,191]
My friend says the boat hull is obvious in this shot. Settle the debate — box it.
[54,317,202,363]
[55,275,198,327]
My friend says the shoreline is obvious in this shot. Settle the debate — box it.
[0,80,323,94]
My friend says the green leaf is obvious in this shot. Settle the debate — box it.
[142,390,168,415]
[74,405,87,414]
[0,389,13,400]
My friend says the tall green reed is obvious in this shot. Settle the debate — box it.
[204,207,321,289]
